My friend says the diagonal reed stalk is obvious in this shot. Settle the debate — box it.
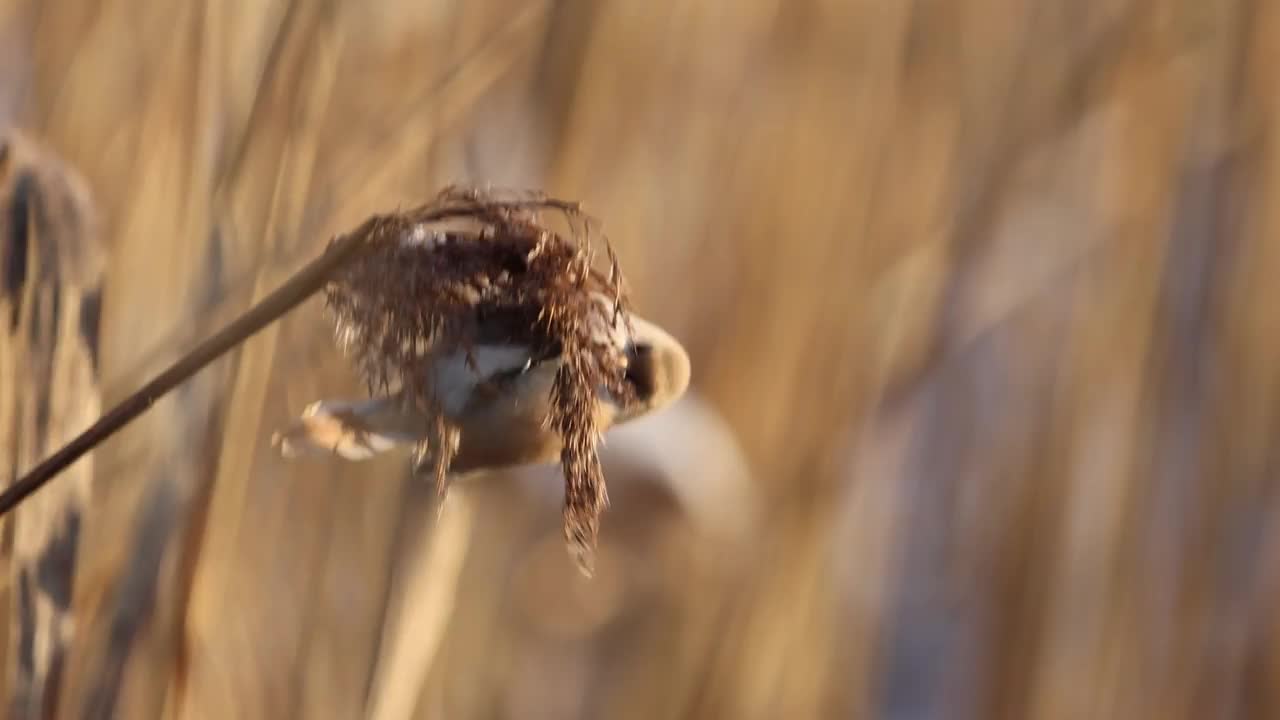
[0,200,521,518]
[0,229,369,516]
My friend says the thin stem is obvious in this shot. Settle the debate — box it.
[0,231,369,517]
[0,199,560,518]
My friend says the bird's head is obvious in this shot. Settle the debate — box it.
[614,314,691,424]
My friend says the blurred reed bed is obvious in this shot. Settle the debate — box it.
[0,0,1278,718]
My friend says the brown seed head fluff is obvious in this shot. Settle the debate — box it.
[322,185,637,574]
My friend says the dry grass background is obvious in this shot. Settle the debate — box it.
[1,0,1280,718]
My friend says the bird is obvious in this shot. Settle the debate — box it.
[271,300,691,476]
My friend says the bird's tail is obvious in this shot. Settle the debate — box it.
[271,396,428,461]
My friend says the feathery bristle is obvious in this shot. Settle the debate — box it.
[322,185,636,574]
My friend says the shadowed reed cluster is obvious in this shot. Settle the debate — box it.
[322,186,636,570]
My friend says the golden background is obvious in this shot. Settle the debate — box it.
[2,0,1279,718]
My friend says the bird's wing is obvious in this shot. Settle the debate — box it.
[426,344,546,417]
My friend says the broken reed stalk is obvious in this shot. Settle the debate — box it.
[2,187,635,575]
[0,191,586,518]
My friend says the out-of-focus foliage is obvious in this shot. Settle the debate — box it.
[2,0,1279,718]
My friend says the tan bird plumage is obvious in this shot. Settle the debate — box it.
[272,310,691,476]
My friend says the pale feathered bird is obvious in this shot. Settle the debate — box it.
[271,299,691,475]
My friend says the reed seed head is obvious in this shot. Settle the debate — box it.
[322,185,637,574]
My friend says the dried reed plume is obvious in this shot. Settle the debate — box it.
[323,185,637,573]
[2,185,636,574]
